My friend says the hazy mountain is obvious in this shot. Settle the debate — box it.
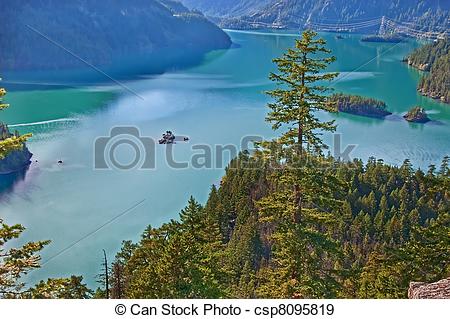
[181,0,449,33]
[0,0,231,74]
[180,0,273,18]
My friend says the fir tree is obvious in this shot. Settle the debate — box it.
[265,30,339,223]
[0,219,50,297]
[255,30,344,298]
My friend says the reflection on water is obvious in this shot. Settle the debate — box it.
[1,87,116,127]
[0,167,29,200]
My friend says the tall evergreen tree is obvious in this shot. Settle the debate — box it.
[109,240,136,299]
[124,198,227,298]
[255,31,344,298]
[265,30,339,223]
[266,30,339,153]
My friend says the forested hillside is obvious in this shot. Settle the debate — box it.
[0,0,231,72]
[180,0,273,17]
[104,155,449,298]
[181,0,449,32]
[407,39,450,103]
[407,40,450,71]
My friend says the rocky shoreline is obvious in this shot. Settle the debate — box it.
[404,57,430,71]
[404,107,431,123]
[404,39,449,104]
[0,124,33,175]
[0,147,33,175]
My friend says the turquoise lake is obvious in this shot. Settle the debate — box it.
[1,30,449,287]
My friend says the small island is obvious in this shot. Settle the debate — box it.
[403,106,430,123]
[328,93,392,118]
[0,124,33,174]
[0,84,33,175]
[361,34,404,43]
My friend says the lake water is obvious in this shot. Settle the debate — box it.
[1,30,449,287]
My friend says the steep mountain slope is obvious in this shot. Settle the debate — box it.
[110,155,449,298]
[0,0,231,73]
[180,0,273,18]
[182,0,449,33]
[406,39,450,103]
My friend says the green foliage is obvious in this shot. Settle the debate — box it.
[403,106,430,123]
[360,35,404,43]
[0,130,31,160]
[266,30,338,153]
[257,31,344,298]
[0,219,50,297]
[122,198,227,298]
[358,167,449,298]
[26,276,93,299]
[111,155,449,299]
[407,39,449,71]
[418,52,450,103]
[407,39,450,103]
[328,93,392,118]
[107,240,137,299]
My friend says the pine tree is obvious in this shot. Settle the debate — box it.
[266,30,339,154]
[264,30,339,223]
[255,30,345,298]
[109,240,136,299]
[124,198,227,298]
[0,219,50,297]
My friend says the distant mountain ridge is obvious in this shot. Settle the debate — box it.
[180,0,449,34]
[0,0,231,74]
[180,0,273,18]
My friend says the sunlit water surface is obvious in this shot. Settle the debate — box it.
[1,31,449,287]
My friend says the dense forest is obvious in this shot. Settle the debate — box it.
[406,40,449,71]
[2,154,448,299]
[0,0,231,73]
[406,39,450,103]
[98,154,449,299]
[328,94,392,118]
